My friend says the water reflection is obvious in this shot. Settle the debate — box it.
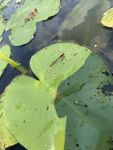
[58,0,111,52]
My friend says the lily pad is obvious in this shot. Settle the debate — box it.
[0,44,23,149]
[6,0,61,46]
[0,18,5,43]
[2,43,91,150]
[3,43,113,150]
[0,45,10,77]
[101,7,113,28]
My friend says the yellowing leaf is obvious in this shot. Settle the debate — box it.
[101,7,113,28]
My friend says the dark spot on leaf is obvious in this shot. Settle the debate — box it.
[84,104,88,108]
[46,106,49,110]
[102,71,110,76]
[68,134,72,137]
[23,120,26,124]
[74,53,77,56]
[67,82,70,86]
[97,91,100,94]
[76,144,79,147]
[101,83,113,96]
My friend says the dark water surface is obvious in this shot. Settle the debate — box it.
[1,0,113,149]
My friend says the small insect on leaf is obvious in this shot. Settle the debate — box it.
[101,7,113,28]
[24,8,38,22]
[50,53,65,67]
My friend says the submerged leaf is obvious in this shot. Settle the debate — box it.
[6,0,61,46]
[3,43,113,150]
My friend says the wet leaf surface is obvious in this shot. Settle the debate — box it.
[5,0,61,46]
[2,43,113,150]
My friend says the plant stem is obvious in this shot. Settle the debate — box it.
[0,52,27,74]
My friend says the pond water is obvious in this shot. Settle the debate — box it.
[1,0,113,149]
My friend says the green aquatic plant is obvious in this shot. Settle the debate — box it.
[0,52,27,74]
[0,44,28,149]
[1,43,113,150]
[0,44,27,149]
[5,0,61,46]
[0,45,17,150]
[0,45,27,75]
[0,0,61,46]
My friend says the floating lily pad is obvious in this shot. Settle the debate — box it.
[6,0,61,46]
[0,44,18,149]
[8,21,36,47]
[0,45,10,77]
[3,43,113,150]
[0,18,5,43]
[101,7,113,28]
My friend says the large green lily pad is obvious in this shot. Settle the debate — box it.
[6,0,61,46]
[3,43,113,150]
